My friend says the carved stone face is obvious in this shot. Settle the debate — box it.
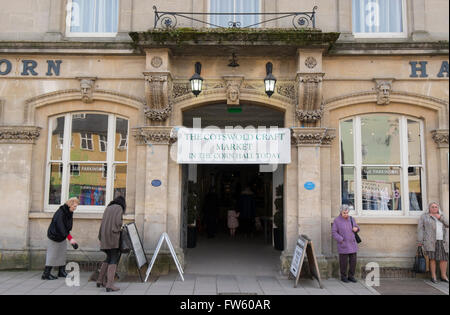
[376,82,391,105]
[228,87,239,102]
[80,79,94,103]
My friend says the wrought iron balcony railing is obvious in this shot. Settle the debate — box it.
[153,6,318,29]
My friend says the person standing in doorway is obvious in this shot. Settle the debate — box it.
[417,202,449,283]
[227,202,240,238]
[332,204,360,283]
[98,195,126,292]
[203,187,219,238]
[237,186,256,238]
[42,197,79,280]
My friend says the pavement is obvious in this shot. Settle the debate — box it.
[0,270,448,295]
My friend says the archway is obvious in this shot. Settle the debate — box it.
[180,101,286,276]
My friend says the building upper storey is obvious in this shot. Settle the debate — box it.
[0,0,448,43]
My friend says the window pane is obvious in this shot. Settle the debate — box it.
[50,116,65,161]
[361,167,401,211]
[340,119,354,165]
[114,164,127,200]
[341,167,355,207]
[69,163,106,206]
[70,0,119,33]
[361,115,400,165]
[115,117,128,162]
[407,119,422,165]
[352,0,403,33]
[71,114,108,161]
[210,0,259,27]
[408,167,423,211]
[48,163,63,205]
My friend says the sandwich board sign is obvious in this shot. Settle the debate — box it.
[124,223,148,282]
[289,234,323,288]
[144,232,184,282]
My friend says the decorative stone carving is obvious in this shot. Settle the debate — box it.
[374,79,393,105]
[291,127,335,146]
[431,129,449,148]
[77,77,97,103]
[305,56,317,69]
[173,83,191,99]
[133,126,177,145]
[150,56,163,68]
[144,73,172,121]
[223,76,244,106]
[0,126,41,144]
[276,83,296,101]
[296,73,324,123]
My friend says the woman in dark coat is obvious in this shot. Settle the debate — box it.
[97,196,126,292]
[237,186,256,238]
[42,197,79,280]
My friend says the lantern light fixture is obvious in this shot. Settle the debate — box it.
[264,62,276,97]
[190,62,203,97]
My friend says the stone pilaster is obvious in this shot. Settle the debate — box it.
[431,129,449,216]
[290,127,336,258]
[144,49,173,124]
[0,126,41,266]
[132,126,177,253]
[296,49,325,126]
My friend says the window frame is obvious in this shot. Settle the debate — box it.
[207,0,261,28]
[339,114,426,217]
[44,112,129,213]
[65,0,119,38]
[352,0,408,38]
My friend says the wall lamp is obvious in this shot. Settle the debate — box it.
[264,62,276,97]
[190,62,203,97]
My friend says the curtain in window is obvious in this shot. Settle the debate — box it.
[70,0,119,33]
[352,0,403,33]
[210,0,259,28]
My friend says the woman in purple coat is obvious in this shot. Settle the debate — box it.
[332,205,360,283]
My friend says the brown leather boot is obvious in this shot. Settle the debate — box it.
[96,262,108,288]
[105,264,120,292]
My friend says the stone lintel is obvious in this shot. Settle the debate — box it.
[133,126,177,145]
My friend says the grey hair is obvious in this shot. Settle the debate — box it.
[66,197,80,207]
[428,201,440,212]
[340,204,350,213]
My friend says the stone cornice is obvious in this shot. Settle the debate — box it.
[431,129,449,148]
[291,127,336,146]
[132,126,177,145]
[329,41,449,56]
[0,126,41,144]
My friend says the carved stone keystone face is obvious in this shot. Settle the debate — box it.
[375,79,393,105]
[78,78,96,103]
[224,76,244,106]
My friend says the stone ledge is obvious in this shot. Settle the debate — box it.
[348,216,420,225]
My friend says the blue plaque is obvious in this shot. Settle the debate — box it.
[304,182,315,190]
[151,180,162,187]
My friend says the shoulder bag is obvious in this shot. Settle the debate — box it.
[350,216,362,243]
[413,246,427,273]
[119,225,132,254]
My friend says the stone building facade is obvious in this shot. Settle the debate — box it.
[0,0,448,277]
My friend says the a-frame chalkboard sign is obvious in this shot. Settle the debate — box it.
[289,234,323,288]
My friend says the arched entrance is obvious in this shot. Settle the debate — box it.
[179,102,286,276]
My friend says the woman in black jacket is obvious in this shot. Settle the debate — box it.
[42,197,79,280]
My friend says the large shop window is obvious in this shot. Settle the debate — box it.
[209,0,260,28]
[340,114,425,216]
[66,0,119,37]
[46,113,128,212]
[352,0,406,38]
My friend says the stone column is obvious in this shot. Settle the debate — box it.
[0,126,41,269]
[431,129,449,216]
[132,126,176,251]
[291,128,336,259]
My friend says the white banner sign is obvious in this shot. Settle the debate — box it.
[177,127,291,164]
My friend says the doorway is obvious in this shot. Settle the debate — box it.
[180,102,285,275]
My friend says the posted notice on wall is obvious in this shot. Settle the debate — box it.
[177,127,291,164]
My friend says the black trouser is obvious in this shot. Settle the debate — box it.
[339,253,357,279]
[240,218,254,236]
[103,249,121,264]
